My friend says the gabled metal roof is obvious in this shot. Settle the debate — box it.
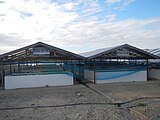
[144,48,160,57]
[0,42,85,61]
[80,44,159,59]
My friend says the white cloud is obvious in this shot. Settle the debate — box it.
[62,3,75,10]
[106,0,135,10]
[59,18,160,52]
[0,0,160,54]
[114,0,135,10]
[106,0,122,4]
[0,0,77,40]
[106,14,117,22]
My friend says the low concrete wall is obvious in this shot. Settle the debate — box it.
[84,69,147,83]
[5,73,73,89]
[84,69,94,82]
[95,70,147,83]
[149,69,160,80]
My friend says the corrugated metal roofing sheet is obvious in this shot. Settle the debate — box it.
[79,46,118,57]
[144,48,160,57]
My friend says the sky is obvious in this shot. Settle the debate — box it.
[0,0,160,54]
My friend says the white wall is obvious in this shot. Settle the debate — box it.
[96,71,147,83]
[84,70,94,82]
[149,69,160,80]
[5,73,73,89]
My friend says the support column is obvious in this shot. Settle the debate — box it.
[21,63,24,72]
[93,59,96,84]
[147,59,149,80]
[26,62,28,68]
[65,62,68,71]
[1,60,4,89]
[10,61,12,75]
[18,61,20,72]
[73,60,76,84]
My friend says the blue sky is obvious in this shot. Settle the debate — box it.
[92,0,160,20]
[0,0,160,54]
[115,0,160,19]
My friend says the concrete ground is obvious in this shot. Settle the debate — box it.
[0,81,160,120]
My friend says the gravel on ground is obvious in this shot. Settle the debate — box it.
[0,81,160,120]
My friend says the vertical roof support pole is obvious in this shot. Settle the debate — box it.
[18,61,20,72]
[93,59,96,84]
[10,61,12,75]
[78,60,80,77]
[147,59,149,80]
[1,60,4,89]
[73,59,76,84]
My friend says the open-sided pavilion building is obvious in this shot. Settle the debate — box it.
[81,44,159,83]
[0,42,159,89]
[0,42,85,89]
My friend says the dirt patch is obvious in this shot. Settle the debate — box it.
[0,81,160,120]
